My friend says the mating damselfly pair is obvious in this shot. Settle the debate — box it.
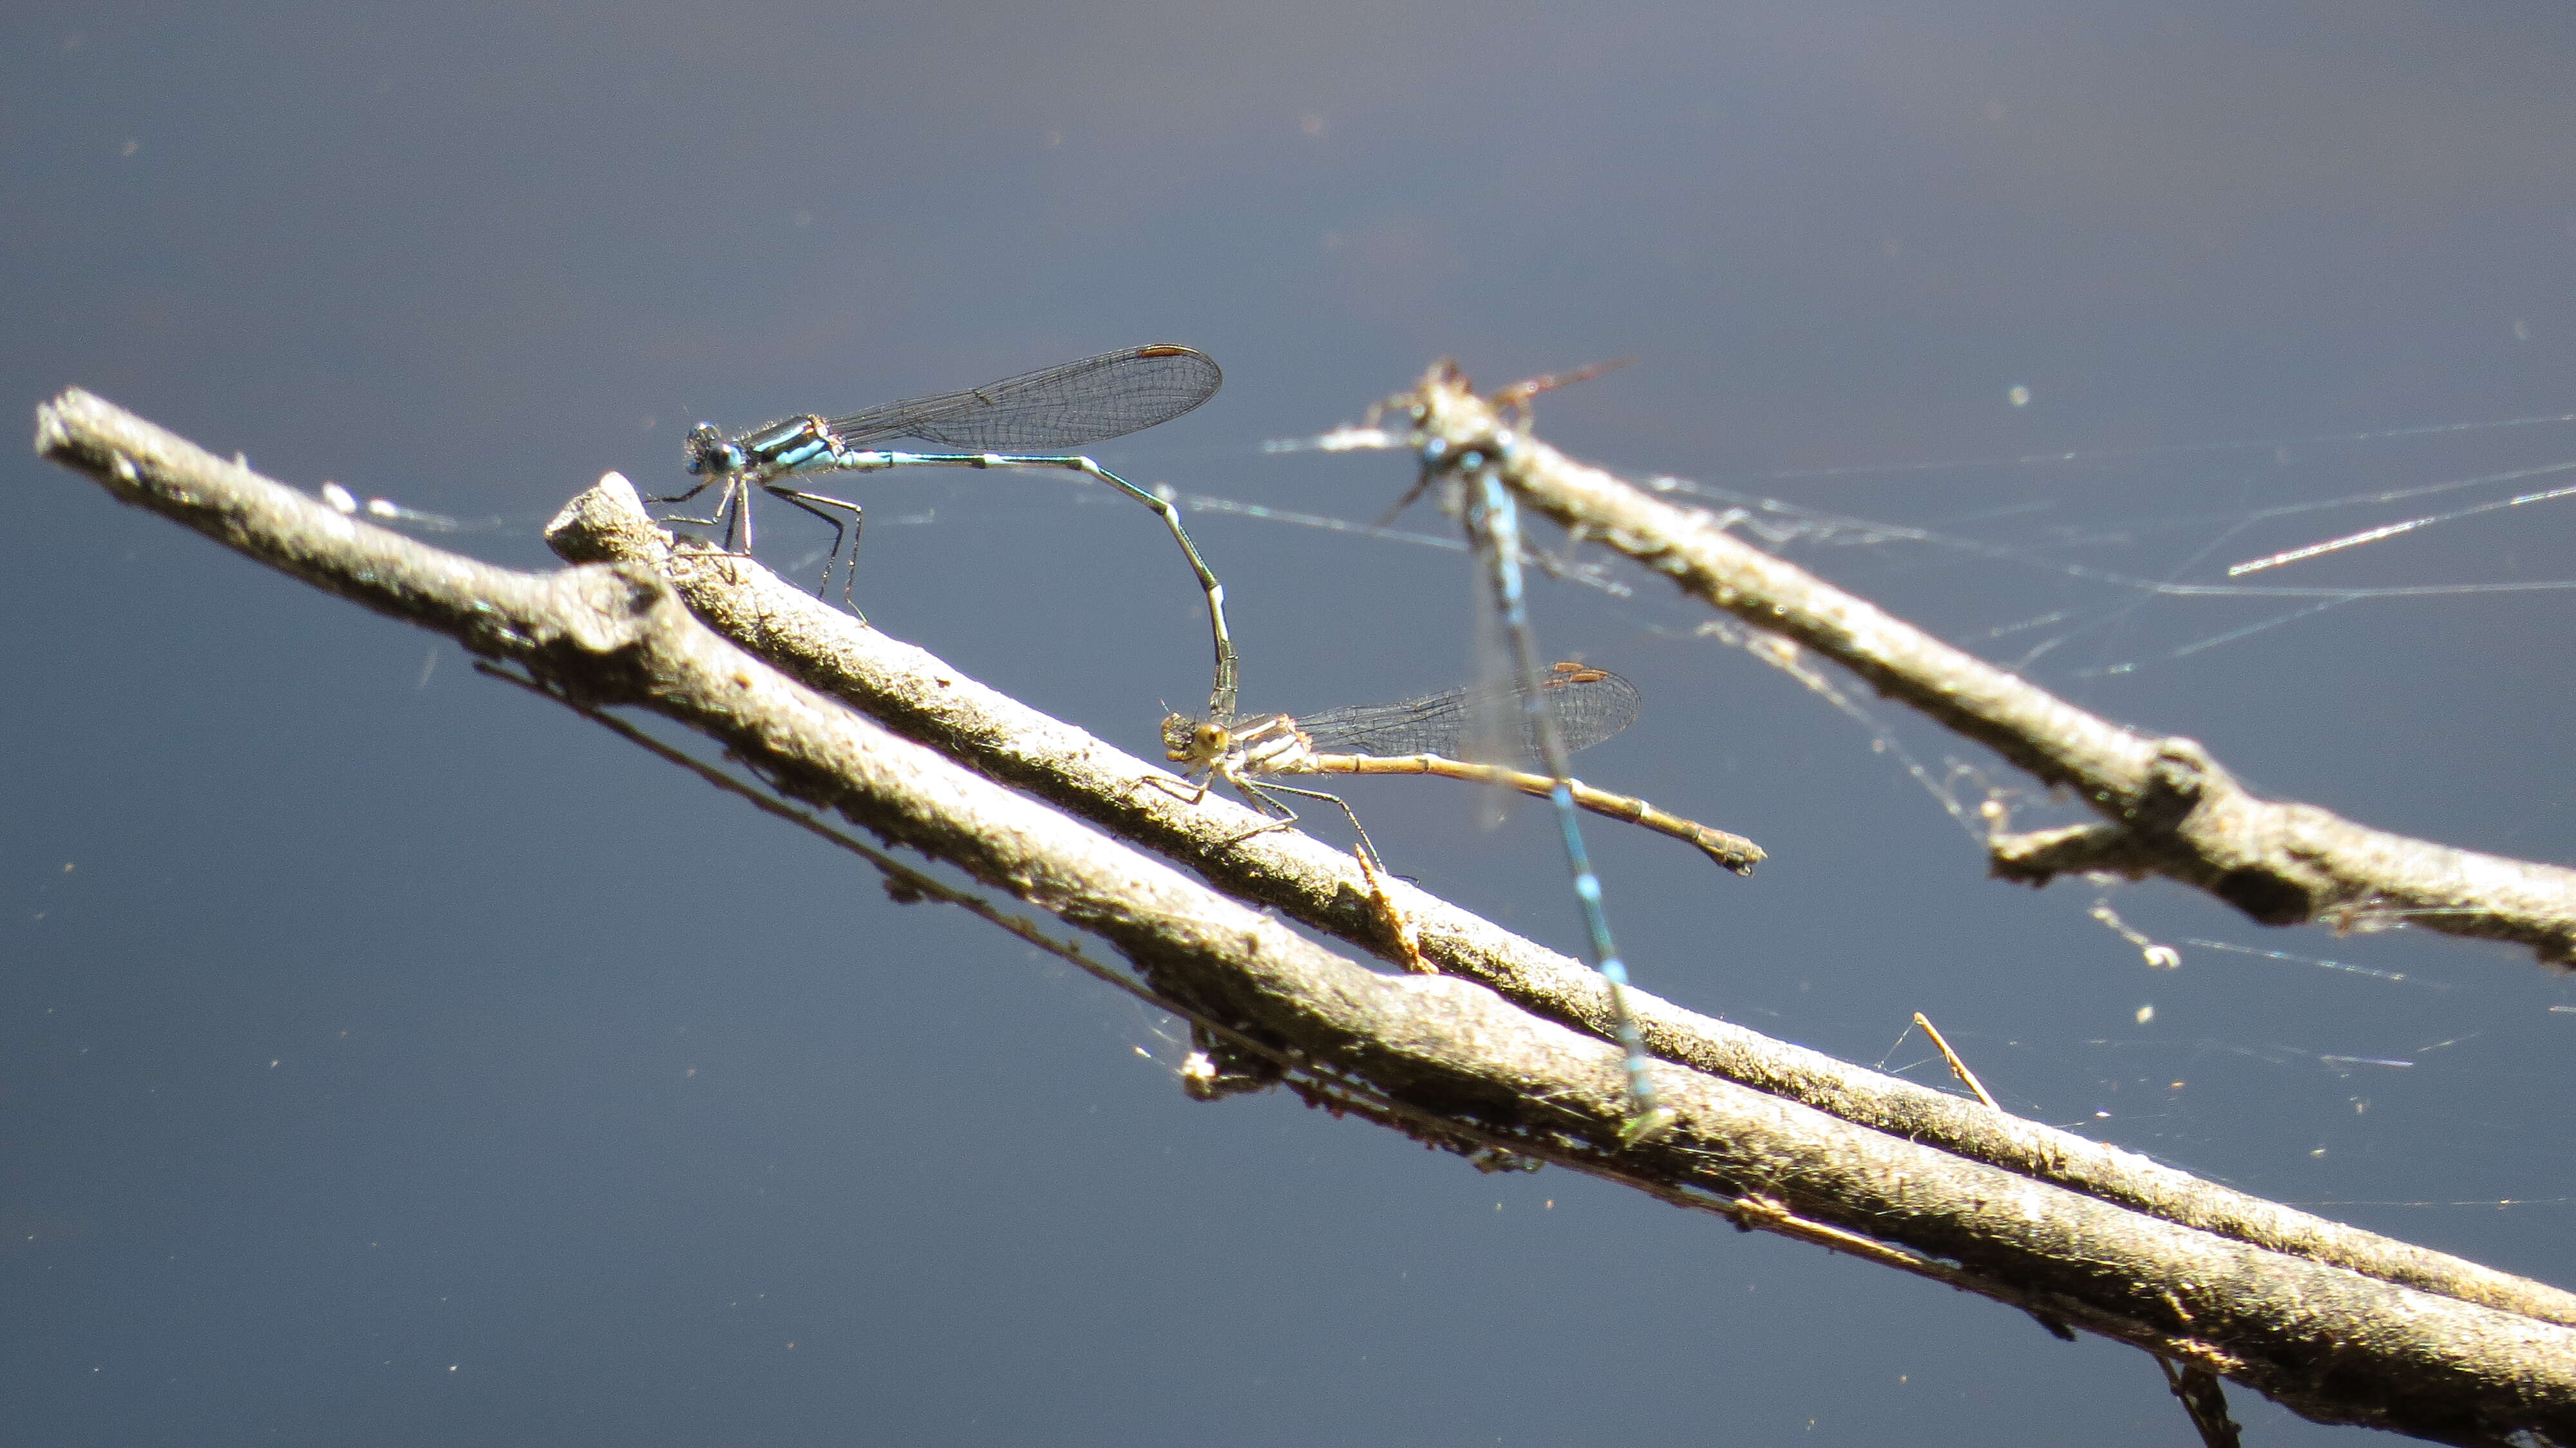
[661,348,1752,1145]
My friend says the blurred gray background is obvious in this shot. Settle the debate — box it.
[8,4,2575,1443]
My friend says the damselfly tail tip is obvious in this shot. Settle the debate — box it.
[1698,832,1767,875]
[1618,1104,1678,1149]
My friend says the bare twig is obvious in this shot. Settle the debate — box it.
[38,387,2576,1444]
[1397,362,2576,971]
[1911,1012,1999,1111]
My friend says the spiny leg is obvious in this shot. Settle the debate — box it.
[1132,765,1297,851]
[1237,778,1428,975]
[646,474,719,508]
[766,483,867,614]
[652,476,746,545]
[1210,774,1302,849]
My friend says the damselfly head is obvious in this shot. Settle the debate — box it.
[681,423,739,478]
[1161,712,1229,768]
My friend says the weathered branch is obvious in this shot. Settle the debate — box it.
[1399,363,2576,969]
[544,473,2576,1337]
[38,387,2576,1445]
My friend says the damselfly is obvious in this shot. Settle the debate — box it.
[1162,663,1761,875]
[658,344,1238,720]
[1383,364,1683,1144]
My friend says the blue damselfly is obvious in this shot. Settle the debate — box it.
[1383,363,1684,1145]
[658,344,1238,719]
